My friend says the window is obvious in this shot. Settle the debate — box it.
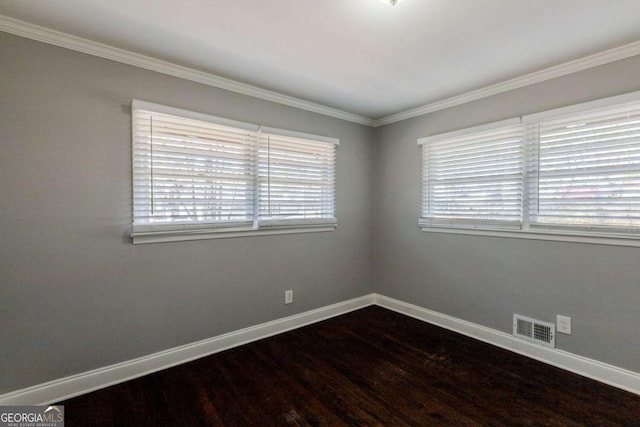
[132,101,338,243]
[257,129,337,227]
[419,119,525,230]
[528,102,640,234]
[419,91,640,244]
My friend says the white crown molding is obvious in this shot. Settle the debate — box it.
[373,294,640,396]
[373,40,640,127]
[1,16,638,129]
[0,15,376,127]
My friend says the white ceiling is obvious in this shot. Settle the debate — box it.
[2,0,640,120]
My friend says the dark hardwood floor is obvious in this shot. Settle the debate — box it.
[60,306,640,426]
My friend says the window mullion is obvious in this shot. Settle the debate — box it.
[522,123,540,231]
[252,131,260,229]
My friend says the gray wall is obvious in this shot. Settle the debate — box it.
[373,55,640,372]
[0,33,375,393]
[2,29,640,396]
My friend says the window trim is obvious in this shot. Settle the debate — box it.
[131,100,338,244]
[418,118,525,230]
[418,90,640,247]
[133,224,337,245]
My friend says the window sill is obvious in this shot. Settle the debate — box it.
[132,225,336,245]
[419,226,640,248]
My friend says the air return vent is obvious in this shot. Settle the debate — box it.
[513,314,555,348]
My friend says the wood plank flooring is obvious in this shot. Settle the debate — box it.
[60,306,640,426]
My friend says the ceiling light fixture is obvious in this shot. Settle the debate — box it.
[379,0,403,5]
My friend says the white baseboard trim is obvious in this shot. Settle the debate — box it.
[0,295,375,405]
[3,292,638,405]
[373,293,640,396]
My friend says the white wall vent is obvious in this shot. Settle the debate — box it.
[513,314,555,348]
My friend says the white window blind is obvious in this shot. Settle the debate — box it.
[419,122,525,230]
[528,102,640,234]
[132,108,257,233]
[257,129,337,227]
[131,101,338,241]
[418,90,640,243]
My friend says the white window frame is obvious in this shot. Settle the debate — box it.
[418,90,640,247]
[131,101,338,244]
[419,118,525,231]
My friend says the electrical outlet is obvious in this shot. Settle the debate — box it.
[285,290,293,304]
[557,315,572,335]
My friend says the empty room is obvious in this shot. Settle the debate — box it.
[2,0,640,425]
